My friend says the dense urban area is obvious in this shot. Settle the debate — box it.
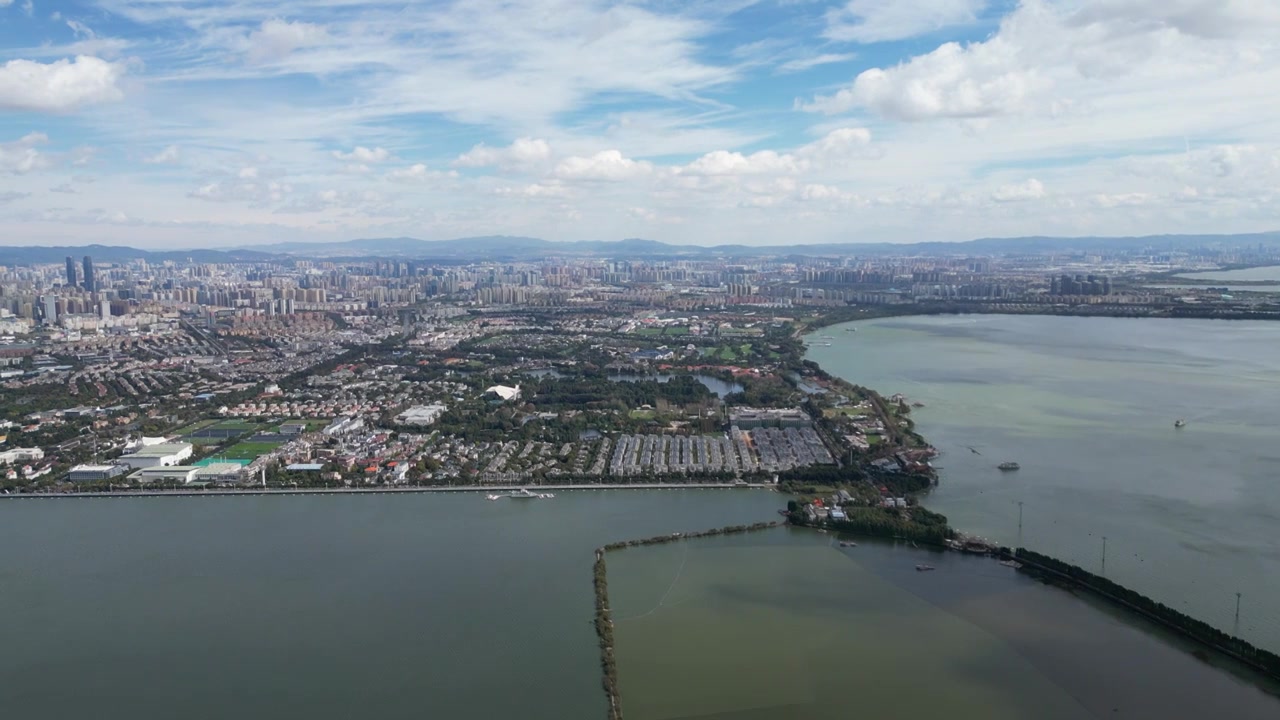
[3,235,1280,499]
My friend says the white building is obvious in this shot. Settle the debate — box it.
[118,442,193,469]
[68,464,130,483]
[395,404,448,426]
[133,466,200,484]
[0,448,44,465]
[484,384,521,402]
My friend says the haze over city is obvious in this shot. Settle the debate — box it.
[3,0,1280,248]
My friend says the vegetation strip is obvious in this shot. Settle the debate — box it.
[591,521,782,719]
[1012,548,1280,681]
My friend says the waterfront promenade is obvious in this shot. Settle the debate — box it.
[0,482,771,500]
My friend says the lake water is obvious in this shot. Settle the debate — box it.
[1145,283,1280,293]
[1175,265,1280,281]
[609,529,1280,719]
[0,490,782,720]
[805,315,1280,652]
[608,372,744,398]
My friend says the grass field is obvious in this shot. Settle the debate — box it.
[210,420,261,431]
[172,420,215,435]
[219,440,284,461]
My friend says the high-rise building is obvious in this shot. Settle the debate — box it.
[65,256,77,287]
[82,256,96,293]
[40,295,58,326]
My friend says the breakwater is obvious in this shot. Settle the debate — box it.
[591,520,782,719]
[1011,548,1280,681]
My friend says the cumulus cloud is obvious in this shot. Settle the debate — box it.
[454,138,552,171]
[246,19,328,64]
[825,0,988,43]
[552,150,652,181]
[680,150,805,177]
[991,178,1046,202]
[385,163,456,184]
[0,132,50,174]
[803,0,1280,121]
[333,146,390,163]
[0,56,126,112]
[144,145,180,164]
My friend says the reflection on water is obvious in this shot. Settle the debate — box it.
[610,529,1280,720]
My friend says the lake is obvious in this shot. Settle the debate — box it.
[805,315,1280,652]
[1175,265,1280,281]
[1145,283,1280,293]
[609,529,1280,719]
[0,490,781,720]
[608,372,744,398]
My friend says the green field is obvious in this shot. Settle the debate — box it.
[634,327,664,336]
[707,343,752,362]
[219,440,284,461]
[172,420,215,435]
[210,420,261,431]
[663,326,689,336]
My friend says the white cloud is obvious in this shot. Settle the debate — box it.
[385,163,456,184]
[778,53,858,73]
[991,178,1046,202]
[803,0,1280,121]
[144,145,180,164]
[0,132,50,174]
[680,150,805,177]
[190,179,292,205]
[455,138,553,171]
[494,182,570,198]
[825,0,988,43]
[333,146,390,163]
[245,19,328,64]
[238,167,259,179]
[0,56,126,112]
[552,150,652,181]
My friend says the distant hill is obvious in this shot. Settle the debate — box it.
[1,244,279,265]
[5,231,1280,264]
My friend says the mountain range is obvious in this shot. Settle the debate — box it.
[4,231,1280,265]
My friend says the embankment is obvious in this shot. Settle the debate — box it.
[591,520,782,719]
[1011,548,1280,681]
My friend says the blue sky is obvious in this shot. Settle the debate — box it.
[1,0,1279,248]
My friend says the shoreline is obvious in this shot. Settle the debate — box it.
[0,482,775,500]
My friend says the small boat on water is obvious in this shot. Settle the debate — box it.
[916,564,936,572]
[504,488,554,499]
[998,560,1023,569]
[845,327,857,332]
[998,462,1020,471]
[839,541,858,548]
[1175,419,1187,428]
[486,494,501,501]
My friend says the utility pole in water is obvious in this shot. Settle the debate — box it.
[1234,592,1242,636]
[1017,501,1024,546]
[1101,536,1108,576]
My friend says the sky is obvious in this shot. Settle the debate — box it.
[1,0,1279,249]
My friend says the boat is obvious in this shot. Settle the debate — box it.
[915,564,936,572]
[839,541,857,547]
[998,462,1020,471]
[845,327,856,332]
[507,488,552,499]
[1175,419,1187,428]
[998,560,1023,569]
[820,335,834,340]
[485,494,501,501]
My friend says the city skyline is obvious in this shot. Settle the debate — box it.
[2,1,1280,248]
